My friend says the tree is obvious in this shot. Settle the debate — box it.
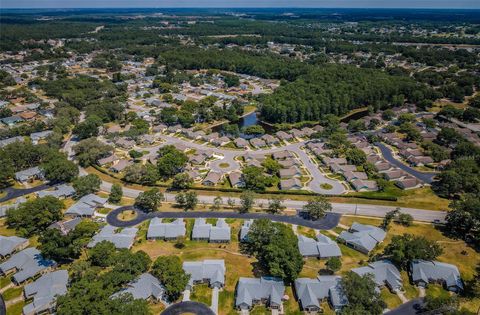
[382,234,443,270]
[88,240,117,267]
[151,256,190,302]
[73,138,112,167]
[175,191,198,211]
[423,291,459,313]
[109,183,123,204]
[73,174,101,197]
[211,196,222,211]
[267,197,285,214]
[245,219,303,283]
[262,157,281,175]
[227,197,235,208]
[123,163,159,185]
[239,190,255,213]
[172,173,193,189]
[326,257,342,273]
[345,148,367,166]
[396,213,413,226]
[134,188,164,212]
[156,145,188,179]
[6,196,64,237]
[39,221,99,261]
[302,196,332,220]
[41,154,79,183]
[340,272,386,315]
[73,116,101,139]
[242,166,271,191]
[445,194,480,247]
[382,208,400,230]
[242,125,265,136]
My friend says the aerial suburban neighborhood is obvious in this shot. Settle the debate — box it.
[0,4,479,315]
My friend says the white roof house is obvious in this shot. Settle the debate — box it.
[337,222,386,254]
[297,234,341,259]
[147,218,186,240]
[15,166,44,183]
[87,225,138,249]
[183,259,226,289]
[36,184,75,199]
[23,270,68,315]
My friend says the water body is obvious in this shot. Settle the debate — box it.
[213,111,273,139]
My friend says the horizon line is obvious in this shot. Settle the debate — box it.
[2,7,480,10]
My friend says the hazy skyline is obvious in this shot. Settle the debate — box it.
[1,0,480,9]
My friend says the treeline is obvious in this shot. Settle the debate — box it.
[259,66,432,123]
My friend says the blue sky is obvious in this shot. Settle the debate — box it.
[1,0,479,9]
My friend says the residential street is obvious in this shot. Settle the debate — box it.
[375,142,438,184]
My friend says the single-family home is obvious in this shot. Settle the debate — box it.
[337,222,386,254]
[48,218,82,236]
[65,194,108,217]
[110,159,133,173]
[350,179,378,192]
[352,260,402,292]
[111,273,166,302]
[250,138,267,148]
[273,150,293,160]
[410,260,463,292]
[234,138,248,148]
[183,260,226,290]
[30,130,53,145]
[280,178,302,190]
[147,218,186,240]
[202,171,223,186]
[88,225,138,249]
[0,236,29,258]
[295,276,348,312]
[36,184,75,199]
[297,234,341,259]
[235,277,285,310]
[22,270,68,315]
[15,166,44,183]
[0,247,56,284]
[395,177,418,190]
[191,218,231,243]
[275,131,293,141]
[229,172,245,188]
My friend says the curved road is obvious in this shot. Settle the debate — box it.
[132,133,346,195]
[375,143,437,184]
[161,301,215,315]
[107,206,341,229]
[0,184,51,203]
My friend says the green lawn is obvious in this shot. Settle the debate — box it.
[190,284,212,305]
[381,288,402,309]
[6,301,25,315]
[3,286,23,300]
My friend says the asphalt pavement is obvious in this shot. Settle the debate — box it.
[375,142,437,184]
[161,301,215,315]
[0,184,51,203]
[107,206,341,229]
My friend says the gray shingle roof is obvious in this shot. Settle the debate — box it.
[37,184,75,199]
[294,276,348,311]
[88,225,138,249]
[298,234,341,258]
[0,235,28,257]
[65,194,107,217]
[337,222,386,253]
[411,260,463,291]
[352,260,402,291]
[183,260,225,288]
[147,218,186,239]
[112,273,165,301]
[235,277,285,309]
[0,247,56,284]
[192,218,231,242]
[15,166,44,182]
[23,270,68,315]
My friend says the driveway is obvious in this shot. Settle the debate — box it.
[384,298,424,315]
[211,287,219,314]
[162,301,215,315]
[375,143,437,184]
[106,207,342,229]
